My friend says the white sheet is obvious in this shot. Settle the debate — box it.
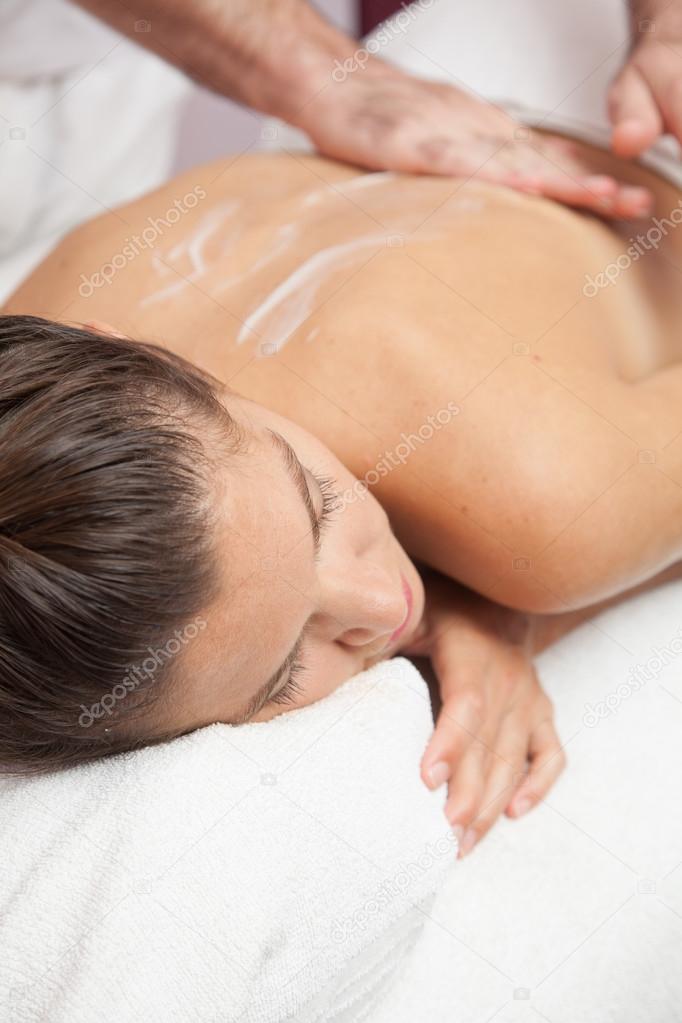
[375,581,682,1022]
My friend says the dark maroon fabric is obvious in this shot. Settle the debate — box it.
[360,0,405,36]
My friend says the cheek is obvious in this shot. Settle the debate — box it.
[250,643,362,723]
[299,643,359,704]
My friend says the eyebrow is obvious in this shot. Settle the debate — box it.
[266,429,322,550]
[231,430,320,723]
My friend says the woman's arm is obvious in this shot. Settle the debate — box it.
[531,559,682,652]
[408,560,682,856]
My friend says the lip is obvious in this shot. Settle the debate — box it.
[389,574,414,643]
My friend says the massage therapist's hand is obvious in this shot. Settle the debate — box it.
[74,0,651,220]
[404,577,565,858]
[609,0,682,157]
[295,65,653,219]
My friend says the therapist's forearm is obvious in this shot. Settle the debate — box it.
[73,0,359,120]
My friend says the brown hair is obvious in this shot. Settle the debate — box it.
[0,315,242,773]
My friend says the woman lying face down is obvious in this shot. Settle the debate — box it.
[0,315,570,855]
[170,396,424,726]
[7,148,682,854]
[0,315,424,750]
[145,366,427,731]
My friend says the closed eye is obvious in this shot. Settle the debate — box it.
[309,470,341,548]
[265,474,339,709]
[268,658,307,707]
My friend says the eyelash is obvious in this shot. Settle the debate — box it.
[269,471,339,708]
[269,659,306,707]
[311,471,341,535]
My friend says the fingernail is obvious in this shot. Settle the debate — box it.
[459,828,477,858]
[449,822,464,845]
[425,760,450,790]
[584,174,614,191]
[445,806,464,843]
[514,797,532,817]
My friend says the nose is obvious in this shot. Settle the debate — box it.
[322,560,407,648]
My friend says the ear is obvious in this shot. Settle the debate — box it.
[82,319,127,339]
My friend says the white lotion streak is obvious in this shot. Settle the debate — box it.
[236,234,389,347]
[140,200,241,309]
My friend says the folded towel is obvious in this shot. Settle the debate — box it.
[0,656,454,1023]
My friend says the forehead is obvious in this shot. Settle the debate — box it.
[182,427,316,709]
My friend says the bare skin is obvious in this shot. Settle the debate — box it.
[6,139,682,617]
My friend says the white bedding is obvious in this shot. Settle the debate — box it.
[364,2,682,1018]
[375,581,682,1023]
[0,658,452,1023]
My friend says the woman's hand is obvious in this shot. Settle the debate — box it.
[405,577,565,858]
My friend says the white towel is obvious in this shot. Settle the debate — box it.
[0,657,453,1023]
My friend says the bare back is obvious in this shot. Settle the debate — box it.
[7,146,682,606]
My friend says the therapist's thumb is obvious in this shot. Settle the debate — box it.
[608,64,662,157]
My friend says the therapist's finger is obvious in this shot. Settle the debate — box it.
[653,64,682,147]
[454,140,649,219]
[491,140,653,218]
[608,64,662,157]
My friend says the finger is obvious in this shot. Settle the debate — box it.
[504,136,654,217]
[507,717,566,818]
[478,154,653,219]
[565,181,651,218]
[408,132,653,219]
[612,184,654,218]
[421,686,486,790]
[443,740,489,843]
[506,168,619,209]
[459,740,526,857]
[659,75,682,147]
[608,64,662,157]
[532,134,654,217]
